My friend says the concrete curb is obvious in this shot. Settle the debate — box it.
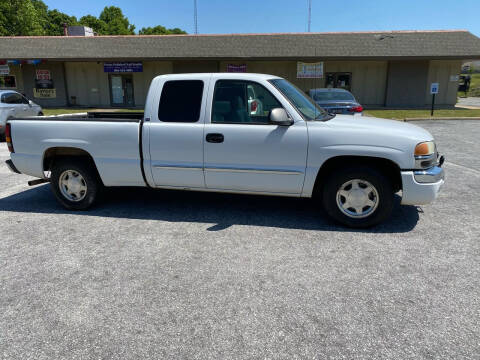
[404,117,480,121]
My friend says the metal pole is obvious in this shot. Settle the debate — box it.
[308,0,312,32]
[194,0,198,34]
[431,93,435,116]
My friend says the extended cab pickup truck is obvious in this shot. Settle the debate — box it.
[5,73,445,228]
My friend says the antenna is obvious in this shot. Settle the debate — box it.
[307,0,312,32]
[194,0,198,34]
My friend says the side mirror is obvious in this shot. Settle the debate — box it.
[28,100,33,106]
[269,108,293,126]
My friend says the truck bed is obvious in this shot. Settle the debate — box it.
[8,113,146,187]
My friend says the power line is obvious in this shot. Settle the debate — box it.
[194,0,198,34]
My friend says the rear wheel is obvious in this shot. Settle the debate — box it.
[50,159,101,210]
[322,166,394,228]
[38,111,44,116]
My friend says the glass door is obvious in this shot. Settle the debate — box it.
[109,75,135,106]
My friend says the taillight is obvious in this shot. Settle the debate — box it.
[5,123,14,153]
[348,106,363,113]
[251,100,258,113]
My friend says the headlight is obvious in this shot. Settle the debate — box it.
[414,141,437,169]
[414,141,435,156]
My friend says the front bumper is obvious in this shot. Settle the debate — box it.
[5,159,21,174]
[401,165,445,205]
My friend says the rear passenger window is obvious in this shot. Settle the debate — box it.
[158,80,204,122]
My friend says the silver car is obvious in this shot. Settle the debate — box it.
[0,90,43,139]
[309,88,363,115]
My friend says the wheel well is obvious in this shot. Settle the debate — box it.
[43,147,101,182]
[313,156,402,197]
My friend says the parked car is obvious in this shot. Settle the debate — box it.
[5,73,444,228]
[309,88,363,115]
[0,90,42,140]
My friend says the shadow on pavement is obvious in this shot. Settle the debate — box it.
[0,184,420,233]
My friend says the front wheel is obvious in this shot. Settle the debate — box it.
[50,159,101,210]
[322,166,394,228]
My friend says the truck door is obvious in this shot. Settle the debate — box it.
[203,79,308,194]
[145,76,209,188]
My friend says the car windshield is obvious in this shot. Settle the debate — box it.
[269,79,330,121]
[310,90,355,102]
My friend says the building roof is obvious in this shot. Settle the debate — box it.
[1,30,480,61]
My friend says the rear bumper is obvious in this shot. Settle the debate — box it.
[401,165,445,205]
[5,159,21,174]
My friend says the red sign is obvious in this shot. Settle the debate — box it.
[36,69,51,80]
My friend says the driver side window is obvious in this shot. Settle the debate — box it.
[212,80,282,124]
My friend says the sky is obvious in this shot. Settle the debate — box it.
[43,0,480,37]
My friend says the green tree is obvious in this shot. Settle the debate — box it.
[0,0,44,36]
[0,1,186,37]
[99,6,135,35]
[139,25,187,35]
[44,9,78,36]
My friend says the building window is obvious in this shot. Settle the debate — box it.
[158,80,204,122]
[325,72,351,91]
[0,75,17,89]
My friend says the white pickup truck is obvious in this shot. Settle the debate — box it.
[5,73,445,228]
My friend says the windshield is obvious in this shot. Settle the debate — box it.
[269,79,330,121]
[310,90,355,102]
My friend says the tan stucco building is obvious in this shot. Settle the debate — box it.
[1,30,479,108]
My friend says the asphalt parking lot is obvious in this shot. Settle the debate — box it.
[0,120,479,359]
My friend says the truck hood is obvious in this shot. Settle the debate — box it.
[326,114,434,142]
[305,114,435,170]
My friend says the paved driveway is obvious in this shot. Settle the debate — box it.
[0,120,478,359]
[457,96,480,108]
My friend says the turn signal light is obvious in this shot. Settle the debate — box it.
[5,123,14,153]
[414,141,435,156]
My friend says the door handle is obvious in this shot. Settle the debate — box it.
[206,133,224,143]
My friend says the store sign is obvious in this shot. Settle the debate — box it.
[227,64,247,73]
[35,69,54,89]
[36,69,51,80]
[297,62,324,78]
[104,62,143,73]
[0,65,9,75]
[34,88,56,98]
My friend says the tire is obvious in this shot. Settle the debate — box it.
[321,165,394,228]
[38,112,44,116]
[50,158,101,210]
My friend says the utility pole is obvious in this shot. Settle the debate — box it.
[307,0,312,32]
[194,0,198,34]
